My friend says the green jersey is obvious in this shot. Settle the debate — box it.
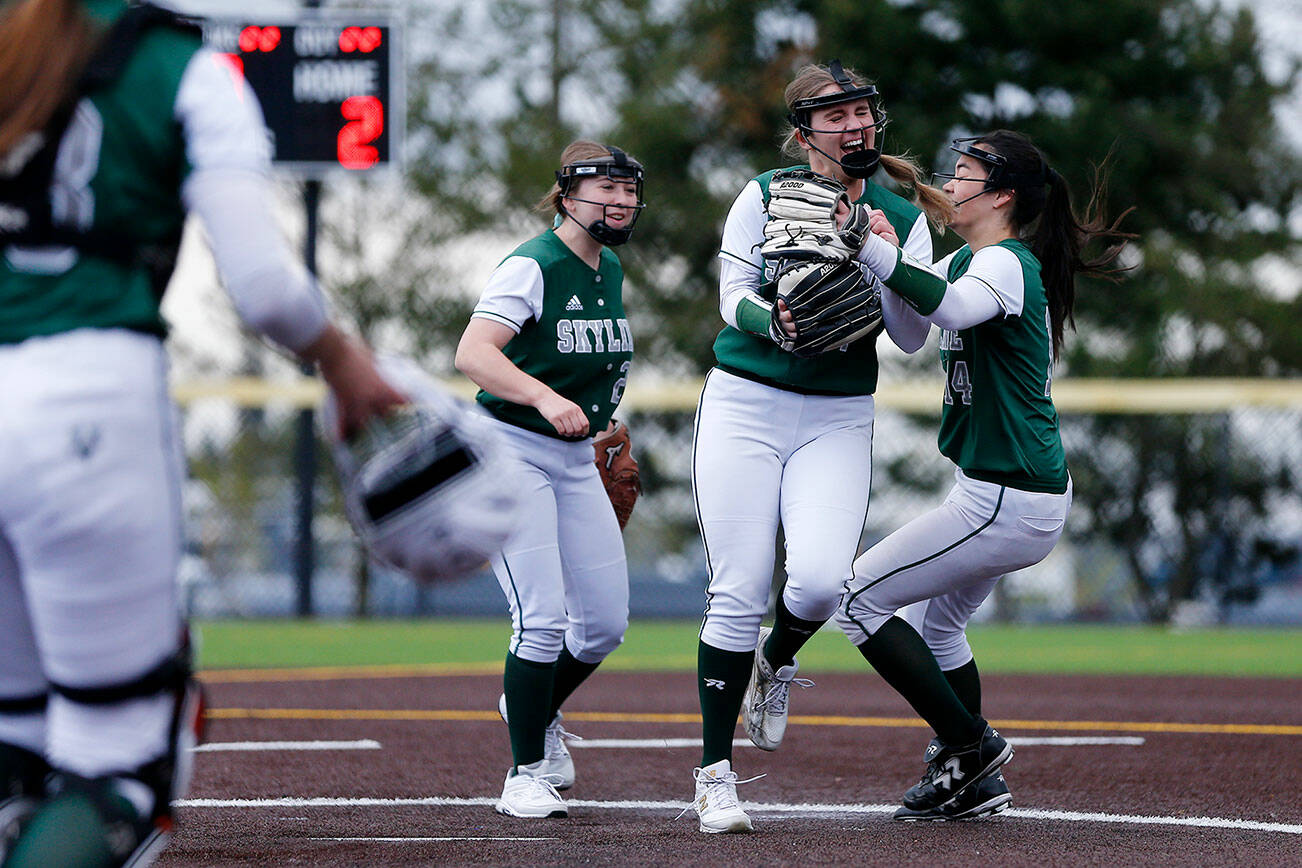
[937,240,1068,493]
[474,230,633,438]
[712,166,931,395]
[0,18,201,344]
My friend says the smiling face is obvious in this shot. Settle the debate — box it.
[798,84,878,182]
[562,175,640,230]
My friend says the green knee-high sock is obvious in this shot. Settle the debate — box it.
[697,640,754,767]
[857,617,982,746]
[943,658,982,717]
[548,644,600,719]
[502,652,557,769]
[763,594,827,669]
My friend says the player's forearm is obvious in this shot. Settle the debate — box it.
[453,340,553,408]
[880,287,930,353]
[718,257,773,336]
[857,233,948,316]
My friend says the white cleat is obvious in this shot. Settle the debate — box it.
[495,760,568,819]
[688,759,755,834]
[497,693,579,789]
[742,626,814,751]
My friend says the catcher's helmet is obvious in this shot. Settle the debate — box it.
[788,60,888,179]
[322,355,522,584]
[555,146,646,246]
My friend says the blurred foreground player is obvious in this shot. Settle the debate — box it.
[0,1,403,864]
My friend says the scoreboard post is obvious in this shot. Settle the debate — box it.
[201,12,404,175]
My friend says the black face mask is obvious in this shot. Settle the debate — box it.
[555,147,647,246]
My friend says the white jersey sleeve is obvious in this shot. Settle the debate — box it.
[930,244,1024,329]
[471,256,545,333]
[177,49,328,354]
[716,180,774,331]
[880,211,934,353]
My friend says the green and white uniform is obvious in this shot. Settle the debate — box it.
[0,14,326,804]
[694,166,932,653]
[840,238,1072,668]
[471,228,631,665]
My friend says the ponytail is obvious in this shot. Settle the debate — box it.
[975,131,1135,360]
[0,0,106,158]
[879,153,955,232]
[1031,159,1135,360]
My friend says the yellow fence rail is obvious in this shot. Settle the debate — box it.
[173,376,1302,414]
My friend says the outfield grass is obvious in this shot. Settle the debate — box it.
[195,619,1301,677]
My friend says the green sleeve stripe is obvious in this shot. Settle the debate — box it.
[884,250,947,316]
[736,295,772,336]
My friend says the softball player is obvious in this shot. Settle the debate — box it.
[454,140,645,820]
[842,129,1133,819]
[0,1,403,864]
[687,62,952,834]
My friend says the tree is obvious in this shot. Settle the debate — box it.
[317,0,1300,622]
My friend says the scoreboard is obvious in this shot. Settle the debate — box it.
[202,13,403,175]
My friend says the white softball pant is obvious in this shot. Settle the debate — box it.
[840,468,1072,668]
[693,368,874,652]
[0,329,184,776]
[487,419,629,665]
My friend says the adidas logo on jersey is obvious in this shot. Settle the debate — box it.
[565,295,583,311]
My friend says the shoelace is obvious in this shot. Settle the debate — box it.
[674,768,766,821]
[755,675,815,715]
[516,773,564,802]
[543,720,582,758]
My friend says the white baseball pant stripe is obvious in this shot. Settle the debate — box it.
[0,328,184,776]
[487,419,629,665]
[693,368,874,652]
[840,469,1071,669]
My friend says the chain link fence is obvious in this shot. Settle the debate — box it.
[177,380,1302,626]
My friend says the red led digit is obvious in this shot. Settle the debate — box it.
[239,25,280,52]
[337,96,383,169]
[259,26,281,52]
[358,27,382,52]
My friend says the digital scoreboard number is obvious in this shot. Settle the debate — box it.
[203,14,403,175]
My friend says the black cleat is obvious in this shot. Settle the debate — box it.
[900,722,1012,812]
[894,770,1011,821]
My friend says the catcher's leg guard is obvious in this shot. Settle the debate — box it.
[48,638,206,825]
[8,638,208,866]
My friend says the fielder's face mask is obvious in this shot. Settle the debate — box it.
[556,147,646,246]
[933,137,1051,205]
[788,59,888,179]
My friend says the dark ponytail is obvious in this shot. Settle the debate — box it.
[976,131,1135,360]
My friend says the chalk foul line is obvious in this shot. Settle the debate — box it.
[172,796,1300,835]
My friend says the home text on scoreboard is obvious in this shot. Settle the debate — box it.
[203,14,403,175]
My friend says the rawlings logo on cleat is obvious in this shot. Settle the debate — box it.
[703,678,726,690]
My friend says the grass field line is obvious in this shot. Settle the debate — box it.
[204,706,1302,736]
[172,796,1302,835]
